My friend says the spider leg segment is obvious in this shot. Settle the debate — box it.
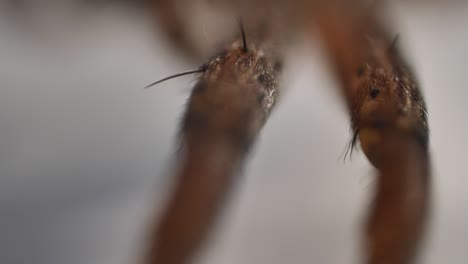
[144,29,282,264]
[152,0,203,60]
[315,3,431,263]
[366,131,430,264]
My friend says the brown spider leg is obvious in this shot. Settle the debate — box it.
[314,3,431,263]
[151,0,203,60]
[366,130,431,264]
[150,0,294,62]
[144,34,282,264]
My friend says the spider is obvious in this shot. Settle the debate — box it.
[142,1,431,263]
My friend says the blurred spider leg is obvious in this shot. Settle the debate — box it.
[151,0,202,60]
[314,3,431,263]
[366,130,431,264]
[144,32,282,264]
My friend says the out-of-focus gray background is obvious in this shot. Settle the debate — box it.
[0,1,467,263]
